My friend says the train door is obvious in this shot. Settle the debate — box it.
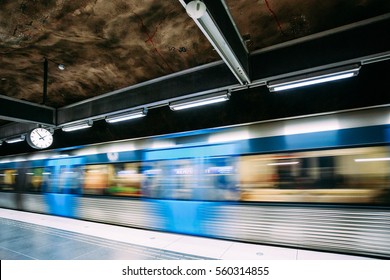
[142,142,240,236]
[44,157,84,217]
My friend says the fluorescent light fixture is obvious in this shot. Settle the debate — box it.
[62,120,93,132]
[5,135,25,144]
[268,64,361,92]
[267,161,299,166]
[354,158,390,162]
[106,108,147,123]
[185,1,250,85]
[169,92,230,111]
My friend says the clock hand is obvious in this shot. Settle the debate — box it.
[36,131,46,140]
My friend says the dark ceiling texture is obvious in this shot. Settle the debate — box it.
[0,0,390,155]
[1,0,389,107]
[0,0,216,107]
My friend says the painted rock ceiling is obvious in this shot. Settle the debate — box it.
[0,0,389,108]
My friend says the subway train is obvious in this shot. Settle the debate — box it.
[1,105,389,258]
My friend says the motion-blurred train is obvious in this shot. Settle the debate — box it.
[1,105,389,258]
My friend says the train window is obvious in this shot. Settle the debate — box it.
[25,168,45,192]
[83,165,108,194]
[143,159,197,200]
[239,146,390,204]
[83,163,142,196]
[0,169,17,191]
[142,156,239,201]
[106,163,142,196]
[199,157,239,201]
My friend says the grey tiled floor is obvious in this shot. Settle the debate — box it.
[0,218,213,260]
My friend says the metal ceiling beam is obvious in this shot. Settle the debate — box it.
[0,122,39,139]
[179,0,250,84]
[57,61,238,126]
[0,95,55,126]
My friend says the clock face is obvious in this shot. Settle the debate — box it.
[27,128,53,149]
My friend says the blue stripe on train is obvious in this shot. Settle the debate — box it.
[244,124,390,154]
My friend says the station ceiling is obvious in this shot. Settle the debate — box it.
[0,0,390,155]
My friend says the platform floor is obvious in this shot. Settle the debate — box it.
[0,208,372,260]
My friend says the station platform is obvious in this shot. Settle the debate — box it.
[0,208,372,260]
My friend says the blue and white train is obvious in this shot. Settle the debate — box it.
[1,105,390,258]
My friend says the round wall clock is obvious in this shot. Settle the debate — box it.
[27,127,53,149]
